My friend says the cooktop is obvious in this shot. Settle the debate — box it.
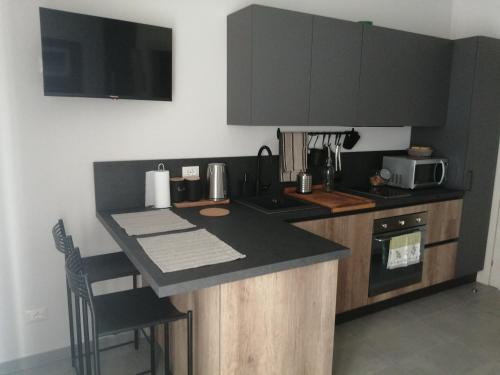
[339,185,412,199]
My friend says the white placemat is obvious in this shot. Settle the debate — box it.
[137,229,246,273]
[112,209,195,236]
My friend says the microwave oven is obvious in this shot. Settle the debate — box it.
[382,156,448,189]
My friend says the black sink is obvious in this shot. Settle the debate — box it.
[235,195,315,214]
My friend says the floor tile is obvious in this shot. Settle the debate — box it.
[398,339,489,375]
[364,319,449,361]
[467,360,500,375]
[333,340,389,375]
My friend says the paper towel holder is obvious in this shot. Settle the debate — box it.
[145,163,171,208]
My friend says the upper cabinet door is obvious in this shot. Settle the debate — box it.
[251,6,313,125]
[358,26,452,127]
[309,16,362,126]
[227,5,312,125]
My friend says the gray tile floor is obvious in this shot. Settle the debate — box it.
[334,282,500,375]
[6,282,500,375]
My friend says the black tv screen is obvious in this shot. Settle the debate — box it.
[39,8,172,101]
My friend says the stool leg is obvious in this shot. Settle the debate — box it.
[150,326,156,375]
[82,301,92,375]
[66,282,76,368]
[187,311,193,375]
[92,317,101,375]
[164,323,170,375]
[133,275,139,350]
[74,295,84,375]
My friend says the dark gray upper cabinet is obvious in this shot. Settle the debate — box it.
[308,16,362,126]
[227,5,313,125]
[358,26,452,127]
[412,37,500,277]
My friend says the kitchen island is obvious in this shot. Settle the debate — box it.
[97,204,349,374]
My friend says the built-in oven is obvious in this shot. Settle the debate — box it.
[369,212,427,297]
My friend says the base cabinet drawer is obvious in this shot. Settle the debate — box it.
[426,200,463,244]
[423,242,458,287]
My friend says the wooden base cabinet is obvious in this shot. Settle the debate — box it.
[294,213,373,314]
[295,199,463,313]
[167,261,338,375]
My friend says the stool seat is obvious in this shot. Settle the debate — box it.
[94,287,185,336]
[83,251,139,283]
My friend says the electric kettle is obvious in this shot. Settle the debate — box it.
[207,163,227,201]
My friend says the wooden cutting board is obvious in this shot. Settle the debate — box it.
[284,186,375,214]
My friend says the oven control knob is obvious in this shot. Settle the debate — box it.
[416,217,422,223]
[381,223,388,229]
[398,220,406,226]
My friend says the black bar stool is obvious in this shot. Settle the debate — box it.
[52,219,140,371]
[65,245,193,375]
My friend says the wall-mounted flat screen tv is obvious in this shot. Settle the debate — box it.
[39,8,172,101]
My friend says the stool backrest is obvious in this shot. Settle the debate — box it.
[52,219,68,254]
[65,245,93,305]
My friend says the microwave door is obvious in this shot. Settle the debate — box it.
[434,160,447,185]
[413,163,437,188]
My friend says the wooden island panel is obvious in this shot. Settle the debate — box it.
[168,260,339,375]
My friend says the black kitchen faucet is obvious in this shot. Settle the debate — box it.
[256,145,273,195]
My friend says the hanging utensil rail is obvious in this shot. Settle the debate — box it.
[276,128,359,139]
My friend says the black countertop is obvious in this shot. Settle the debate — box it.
[96,183,463,298]
[97,203,350,298]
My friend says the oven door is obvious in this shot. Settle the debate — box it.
[368,228,426,297]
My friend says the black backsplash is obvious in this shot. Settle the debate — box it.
[94,150,405,211]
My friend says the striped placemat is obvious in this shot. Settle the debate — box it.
[112,209,195,236]
[137,229,246,273]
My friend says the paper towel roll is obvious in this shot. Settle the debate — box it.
[145,165,171,208]
[154,169,170,208]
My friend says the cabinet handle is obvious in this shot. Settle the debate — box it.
[467,170,473,191]
[398,220,406,226]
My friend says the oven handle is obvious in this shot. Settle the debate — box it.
[373,228,427,244]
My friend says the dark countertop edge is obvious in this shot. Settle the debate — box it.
[96,212,162,293]
[97,210,350,298]
[154,249,350,297]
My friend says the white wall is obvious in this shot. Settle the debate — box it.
[0,0,456,363]
[0,0,25,366]
[451,0,500,39]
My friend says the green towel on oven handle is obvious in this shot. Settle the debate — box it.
[386,231,422,270]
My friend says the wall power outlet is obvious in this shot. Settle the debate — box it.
[25,307,48,323]
[182,166,199,178]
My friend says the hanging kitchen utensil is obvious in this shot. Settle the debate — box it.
[334,134,343,183]
[337,134,342,172]
[310,135,323,166]
[343,128,360,150]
